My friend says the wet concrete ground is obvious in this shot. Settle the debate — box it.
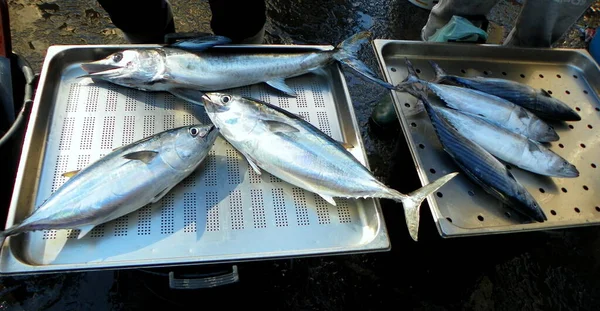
[2,0,600,310]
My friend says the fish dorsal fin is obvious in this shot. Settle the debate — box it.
[77,224,96,239]
[540,89,552,97]
[123,150,159,164]
[265,120,300,133]
[169,88,206,106]
[318,193,337,206]
[62,170,80,178]
[266,78,297,97]
[168,35,232,51]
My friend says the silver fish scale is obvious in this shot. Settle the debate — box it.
[1,45,389,273]
[374,40,600,238]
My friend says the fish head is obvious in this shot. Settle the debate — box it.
[80,49,164,88]
[547,156,580,178]
[529,118,560,142]
[537,91,582,121]
[170,124,219,169]
[202,92,261,139]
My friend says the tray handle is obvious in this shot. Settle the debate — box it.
[168,265,239,289]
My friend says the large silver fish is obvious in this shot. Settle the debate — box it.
[418,93,547,222]
[1,124,218,245]
[397,59,559,142]
[432,105,579,178]
[79,32,394,105]
[429,61,581,121]
[201,92,458,241]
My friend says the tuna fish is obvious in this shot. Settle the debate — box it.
[1,124,218,245]
[201,92,459,241]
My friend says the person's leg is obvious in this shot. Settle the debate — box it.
[208,0,266,43]
[504,0,595,47]
[421,0,500,41]
[96,0,174,43]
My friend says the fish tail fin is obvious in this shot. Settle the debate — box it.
[429,60,448,83]
[394,58,428,97]
[390,172,459,241]
[333,31,395,90]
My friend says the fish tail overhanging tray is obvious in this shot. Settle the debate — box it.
[373,39,600,238]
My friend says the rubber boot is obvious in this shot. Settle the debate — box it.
[122,0,175,44]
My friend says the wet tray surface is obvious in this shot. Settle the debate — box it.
[1,44,389,274]
[374,40,600,238]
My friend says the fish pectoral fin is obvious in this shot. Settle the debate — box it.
[318,193,337,206]
[266,78,296,97]
[77,225,96,239]
[264,120,300,133]
[168,35,232,51]
[241,152,262,175]
[310,68,328,77]
[123,150,159,164]
[62,170,81,178]
[169,88,206,106]
[151,186,174,203]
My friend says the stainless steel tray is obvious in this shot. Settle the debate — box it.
[373,39,600,238]
[1,44,390,274]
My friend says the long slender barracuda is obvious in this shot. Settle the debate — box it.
[79,32,395,105]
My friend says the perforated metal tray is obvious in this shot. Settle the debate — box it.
[0,44,390,274]
[373,39,600,238]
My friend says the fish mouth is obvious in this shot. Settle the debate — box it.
[80,63,123,77]
[560,164,580,178]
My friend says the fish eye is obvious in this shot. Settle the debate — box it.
[189,127,199,137]
[112,52,123,63]
[221,95,231,104]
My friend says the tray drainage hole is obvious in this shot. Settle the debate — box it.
[565,90,571,95]
[405,103,411,108]
[436,192,443,198]
[520,74,525,78]
[596,206,600,212]
[584,90,589,94]
[416,68,421,74]
[477,215,484,221]
[561,187,568,193]
[419,143,425,149]
[588,124,593,129]
[429,168,436,174]
[547,90,553,95]
[504,211,511,218]
[596,107,600,112]
[574,207,581,213]
[580,143,586,148]
[483,70,489,75]
[576,107,581,111]
[557,74,562,78]
[573,74,578,79]
[539,188,545,193]
[551,210,557,216]
[568,125,574,129]
[410,122,417,127]
[506,164,512,170]
[592,163,597,168]
[461,69,466,74]
[539,74,544,78]
[390,67,397,72]
[583,185,589,191]
[468,190,475,196]
[446,217,453,223]
[502,71,507,76]
[559,143,564,148]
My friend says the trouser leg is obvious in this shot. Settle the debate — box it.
[208,0,267,43]
[421,0,500,41]
[504,0,594,47]
[96,0,174,43]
